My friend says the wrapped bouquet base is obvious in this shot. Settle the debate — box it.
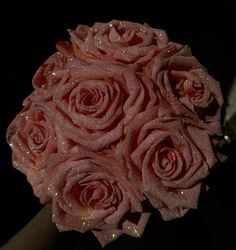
[7,20,223,247]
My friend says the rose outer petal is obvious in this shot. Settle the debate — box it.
[92,229,123,247]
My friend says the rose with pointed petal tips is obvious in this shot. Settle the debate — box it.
[47,149,149,247]
[6,102,59,202]
[146,45,223,135]
[70,20,168,65]
[42,61,158,151]
[33,41,74,90]
[119,110,217,220]
[30,41,74,102]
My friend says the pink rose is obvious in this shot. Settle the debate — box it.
[6,102,58,202]
[146,45,223,135]
[118,110,217,220]
[47,148,150,247]
[32,51,65,90]
[30,41,74,102]
[40,61,158,151]
[69,20,168,64]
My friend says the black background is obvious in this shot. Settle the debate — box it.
[0,1,236,249]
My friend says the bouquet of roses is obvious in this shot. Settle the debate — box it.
[6,20,223,247]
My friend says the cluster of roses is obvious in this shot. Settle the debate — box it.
[7,20,223,246]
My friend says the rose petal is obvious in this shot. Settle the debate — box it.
[92,229,122,247]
